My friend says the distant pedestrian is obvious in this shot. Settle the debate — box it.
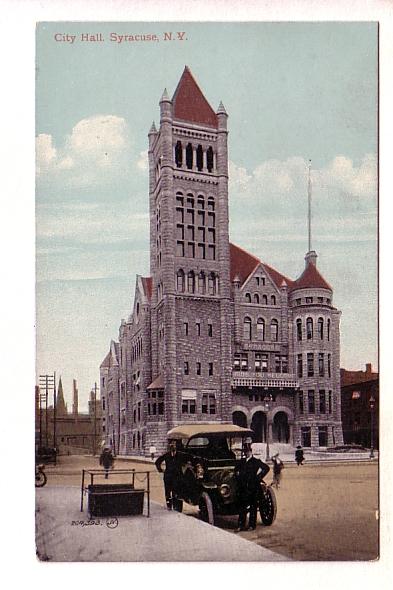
[155,440,185,510]
[295,445,305,466]
[100,446,114,479]
[149,445,157,461]
[234,440,270,531]
[271,453,284,488]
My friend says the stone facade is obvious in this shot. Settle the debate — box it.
[100,67,344,456]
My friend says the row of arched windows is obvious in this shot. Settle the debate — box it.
[245,293,276,305]
[243,317,279,342]
[296,317,331,342]
[174,141,215,173]
[176,269,219,296]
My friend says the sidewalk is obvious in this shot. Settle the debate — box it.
[36,486,287,562]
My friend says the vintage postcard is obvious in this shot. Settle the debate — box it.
[34,19,380,565]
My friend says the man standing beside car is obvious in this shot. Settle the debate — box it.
[235,440,270,531]
[155,440,185,510]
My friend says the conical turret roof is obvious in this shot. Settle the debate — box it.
[172,66,218,128]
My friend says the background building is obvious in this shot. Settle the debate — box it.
[100,67,344,455]
[341,363,379,449]
[35,378,102,455]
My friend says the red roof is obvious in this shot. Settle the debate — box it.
[230,243,292,289]
[141,276,152,301]
[100,351,111,369]
[341,367,378,386]
[172,66,218,128]
[291,263,332,291]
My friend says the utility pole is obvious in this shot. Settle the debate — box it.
[53,372,57,464]
[39,373,55,448]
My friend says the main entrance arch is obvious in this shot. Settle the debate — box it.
[272,411,290,443]
[250,411,267,443]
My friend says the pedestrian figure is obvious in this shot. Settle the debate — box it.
[99,445,114,479]
[149,445,157,461]
[234,440,270,531]
[295,445,305,466]
[271,453,284,488]
[155,440,185,510]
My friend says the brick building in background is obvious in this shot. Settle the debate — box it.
[341,363,379,449]
[100,67,344,456]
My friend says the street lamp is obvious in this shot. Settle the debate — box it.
[369,395,375,459]
[263,393,273,461]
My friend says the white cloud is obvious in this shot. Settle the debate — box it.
[229,154,377,218]
[36,115,132,186]
[136,150,148,171]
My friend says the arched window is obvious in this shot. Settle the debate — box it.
[176,269,185,292]
[306,317,313,340]
[327,319,331,341]
[262,295,268,305]
[271,295,276,305]
[186,143,193,169]
[206,146,214,172]
[197,195,205,210]
[208,272,216,295]
[207,197,215,211]
[175,141,182,167]
[254,294,260,304]
[187,271,195,293]
[257,318,265,341]
[196,145,203,171]
[271,319,279,342]
[318,317,324,340]
[296,318,302,341]
[245,293,251,303]
[243,317,252,341]
[198,271,205,294]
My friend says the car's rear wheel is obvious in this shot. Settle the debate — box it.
[35,470,47,488]
[199,492,214,525]
[259,485,277,525]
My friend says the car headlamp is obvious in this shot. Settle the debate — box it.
[220,483,231,498]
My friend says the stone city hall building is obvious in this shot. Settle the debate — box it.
[100,67,344,455]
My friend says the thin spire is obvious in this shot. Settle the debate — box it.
[307,159,312,253]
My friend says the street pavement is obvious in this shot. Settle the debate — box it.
[35,485,287,562]
[40,454,379,561]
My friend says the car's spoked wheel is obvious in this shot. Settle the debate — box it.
[259,486,277,525]
[198,492,214,525]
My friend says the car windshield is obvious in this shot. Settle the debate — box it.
[185,434,246,460]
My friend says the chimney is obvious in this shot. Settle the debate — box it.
[73,379,79,419]
[365,363,372,376]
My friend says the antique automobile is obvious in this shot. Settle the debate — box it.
[166,424,277,526]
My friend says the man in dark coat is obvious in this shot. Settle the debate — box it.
[235,441,270,531]
[99,446,114,479]
[295,445,305,466]
[155,440,185,510]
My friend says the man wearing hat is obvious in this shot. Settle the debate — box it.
[234,439,270,531]
[155,440,186,510]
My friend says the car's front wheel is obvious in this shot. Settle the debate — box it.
[199,492,214,525]
[259,485,277,525]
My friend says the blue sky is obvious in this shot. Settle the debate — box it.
[36,22,377,410]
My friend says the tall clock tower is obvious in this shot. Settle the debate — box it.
[148,67,232,428]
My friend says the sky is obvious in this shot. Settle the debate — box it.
[35,21,378,411]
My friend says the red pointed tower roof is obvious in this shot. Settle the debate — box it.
[172,66,218,128]
[291,262,332,291]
